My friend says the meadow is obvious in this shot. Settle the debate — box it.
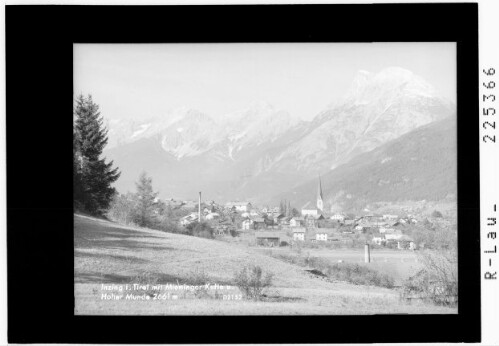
[74,214,456,315]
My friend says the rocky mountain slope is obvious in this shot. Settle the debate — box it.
[103,67,455,203]
[272,115,457,212]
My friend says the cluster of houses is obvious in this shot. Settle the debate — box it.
[172,178,418,250]
[235,203,418,250]
[253,213,416,250]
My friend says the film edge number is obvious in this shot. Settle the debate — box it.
[483,68,496,143]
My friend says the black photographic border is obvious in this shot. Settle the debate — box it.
[6,3,480,343]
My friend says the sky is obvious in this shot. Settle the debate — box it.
[74,42,456,121]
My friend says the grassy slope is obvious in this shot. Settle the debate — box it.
[74,214,456,315]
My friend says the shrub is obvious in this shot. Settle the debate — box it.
[129,272,161,297]
[323,262,394,288]
[402,250,457,306]
[234,265,274,301]
[188,222,214,239]
[189,268,212,299]
[273,253,394,289]
[431,210,443,218]
[159,217,186,234]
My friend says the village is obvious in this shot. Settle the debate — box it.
[170,178,421,251]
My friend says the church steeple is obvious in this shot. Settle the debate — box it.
[317,175,324,212]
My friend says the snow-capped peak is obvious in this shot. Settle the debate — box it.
[342,67,440,105]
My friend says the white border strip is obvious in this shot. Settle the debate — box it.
[480,0,499,344]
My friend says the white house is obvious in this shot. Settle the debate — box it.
[290,217,305,227]
[241,219,254,230]
[270,206,280,213]
[385,233,404,241]
[180,212,198,226]
[225,202,252,212]
[383,214,398,220]
[205,212,220,220]
[372,234,386,245]
[292,228,306,241]
[315,232,328,241]
[301,200,321,216]
[301,208,319,217]
[309,229,336,242]
[379,227,396,234]
[330,214,345,222]
[180,218,191,227]
[355,225,365,232]
[394,235,415,250]
[249,209,261,217]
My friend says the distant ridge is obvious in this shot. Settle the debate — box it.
[272,115,457,211]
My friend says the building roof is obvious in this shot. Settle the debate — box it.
[358,220,380,227]
[302,208,320,212]
[306,214,325,220]
[301,201,320,210]
[398,235,413,241]
[253,217,265,223]
[384,228,402,234]
[292,227,306,233]
[292,217,305,221]
[385,233,411,241]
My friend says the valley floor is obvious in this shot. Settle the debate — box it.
[74,215,456,315]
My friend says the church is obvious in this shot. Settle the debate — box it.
[301,176,325,217]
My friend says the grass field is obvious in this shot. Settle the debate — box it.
[74,214,456,315]
[256,248,422,286]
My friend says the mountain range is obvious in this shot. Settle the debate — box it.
[274,115,457,212]
[103,67,456,210]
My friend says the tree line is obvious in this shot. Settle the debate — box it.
[72,95,171,226]
[278,199,300,217]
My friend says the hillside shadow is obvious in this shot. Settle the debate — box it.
[75,271,199,285]
[74,219,179,252]
[74,250,151,265]
[75,237,178,252]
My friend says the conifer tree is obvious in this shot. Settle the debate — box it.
[286,201,292,217]
[73,94,120,214]
[280,199,288,215]
[133,172,159,228]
